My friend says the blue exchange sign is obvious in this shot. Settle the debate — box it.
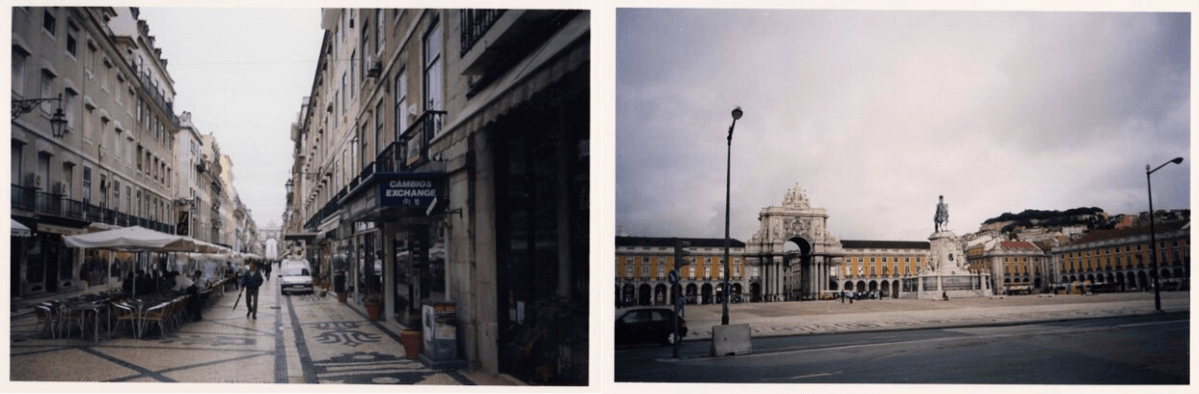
[379,178,439,207]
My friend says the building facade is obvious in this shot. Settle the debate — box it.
[12,7,177,296]
[1051,221,1189,293]
[285,8,589,384]
[11,7,259,299]
[838,240,929,297]
[615,237,747,307]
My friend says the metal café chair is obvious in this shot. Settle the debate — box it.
[60,303,92,339]
[112,301,140,339]
[141,301,173,339]
[33,303,59,339]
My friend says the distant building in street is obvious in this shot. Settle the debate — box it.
[285,8,589,384]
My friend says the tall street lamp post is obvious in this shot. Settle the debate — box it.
[1146,157,1183,312]
[722,106,742,326]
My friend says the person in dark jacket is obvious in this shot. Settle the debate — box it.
[242,261,264,319]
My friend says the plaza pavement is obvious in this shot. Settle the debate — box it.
[7,279,520,386]
[675,291,1191,341]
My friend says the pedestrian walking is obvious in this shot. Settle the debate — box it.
[264,260,272,281]
[242,261,264,319]
[226,261,240,290]
[840,290,845,304]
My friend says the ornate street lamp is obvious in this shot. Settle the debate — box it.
[722,106,742,326]
[12,93,68,138]
[1146,157,1183,312]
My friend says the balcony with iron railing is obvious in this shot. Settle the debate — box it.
[460,9,506,56]
[377,110,446,174]
[12,184,175,233]
[12,185,36,212]
[134,69,180,127]
[302,111,446,231]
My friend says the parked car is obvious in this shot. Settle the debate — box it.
[615,307,687,346]
[279,258,313,294]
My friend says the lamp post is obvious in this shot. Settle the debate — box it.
[1146,157,1183,312]
[12,93,68,138]
[722,106,742,326]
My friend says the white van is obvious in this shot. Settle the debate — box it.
[279,257,314,294]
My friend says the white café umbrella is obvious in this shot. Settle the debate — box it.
[11,218,32,237]
[64,225,199,251]
[65,226,201,296]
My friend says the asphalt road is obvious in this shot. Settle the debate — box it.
[614,312,1189,384]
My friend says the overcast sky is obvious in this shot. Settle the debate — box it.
[136,7,323,231]
[616,8,1190,242]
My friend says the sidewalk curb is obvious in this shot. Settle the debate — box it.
[678,307,1190,343]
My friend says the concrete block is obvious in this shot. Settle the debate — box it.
[710,324,752,356]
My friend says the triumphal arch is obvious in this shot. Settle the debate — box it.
[745,185,845,301]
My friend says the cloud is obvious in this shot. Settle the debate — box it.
[616,9,1190,242]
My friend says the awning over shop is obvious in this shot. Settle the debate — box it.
[11,218,31,237]
[284,232,319,241]
[37,223,88,235]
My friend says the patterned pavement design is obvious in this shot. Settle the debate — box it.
[9,277,478,386]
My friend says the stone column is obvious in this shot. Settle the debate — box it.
[763,259,771,302]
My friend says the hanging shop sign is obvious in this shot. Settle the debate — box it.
[379,176,444,208]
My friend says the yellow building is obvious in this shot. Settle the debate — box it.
[616,237,746,306]
[837,240,928,297]
[1051,221,1189,293]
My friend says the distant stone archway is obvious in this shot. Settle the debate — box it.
[745,185,845,302]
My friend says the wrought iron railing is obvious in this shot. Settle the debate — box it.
[35,192,62,216]
[136,70,180,127]
[12,184,36,212]
[379,111,446,173]
[63,199,84,219]
[460,9,505,56]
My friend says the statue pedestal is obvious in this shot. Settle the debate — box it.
[902,231,992,300]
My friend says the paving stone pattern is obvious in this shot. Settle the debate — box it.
[8,281,481,385]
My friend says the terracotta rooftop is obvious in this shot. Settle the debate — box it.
[841,240,930,250]
[999,241,1040,252]
[615,236,746,248]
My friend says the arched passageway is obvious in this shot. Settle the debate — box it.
[654,284,667,305]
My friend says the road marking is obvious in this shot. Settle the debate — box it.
[790,372,836,379]
[760,371,841,381]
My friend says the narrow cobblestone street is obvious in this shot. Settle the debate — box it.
[8,280,491,385]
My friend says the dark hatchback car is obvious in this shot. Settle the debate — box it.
[615,307,687,346]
